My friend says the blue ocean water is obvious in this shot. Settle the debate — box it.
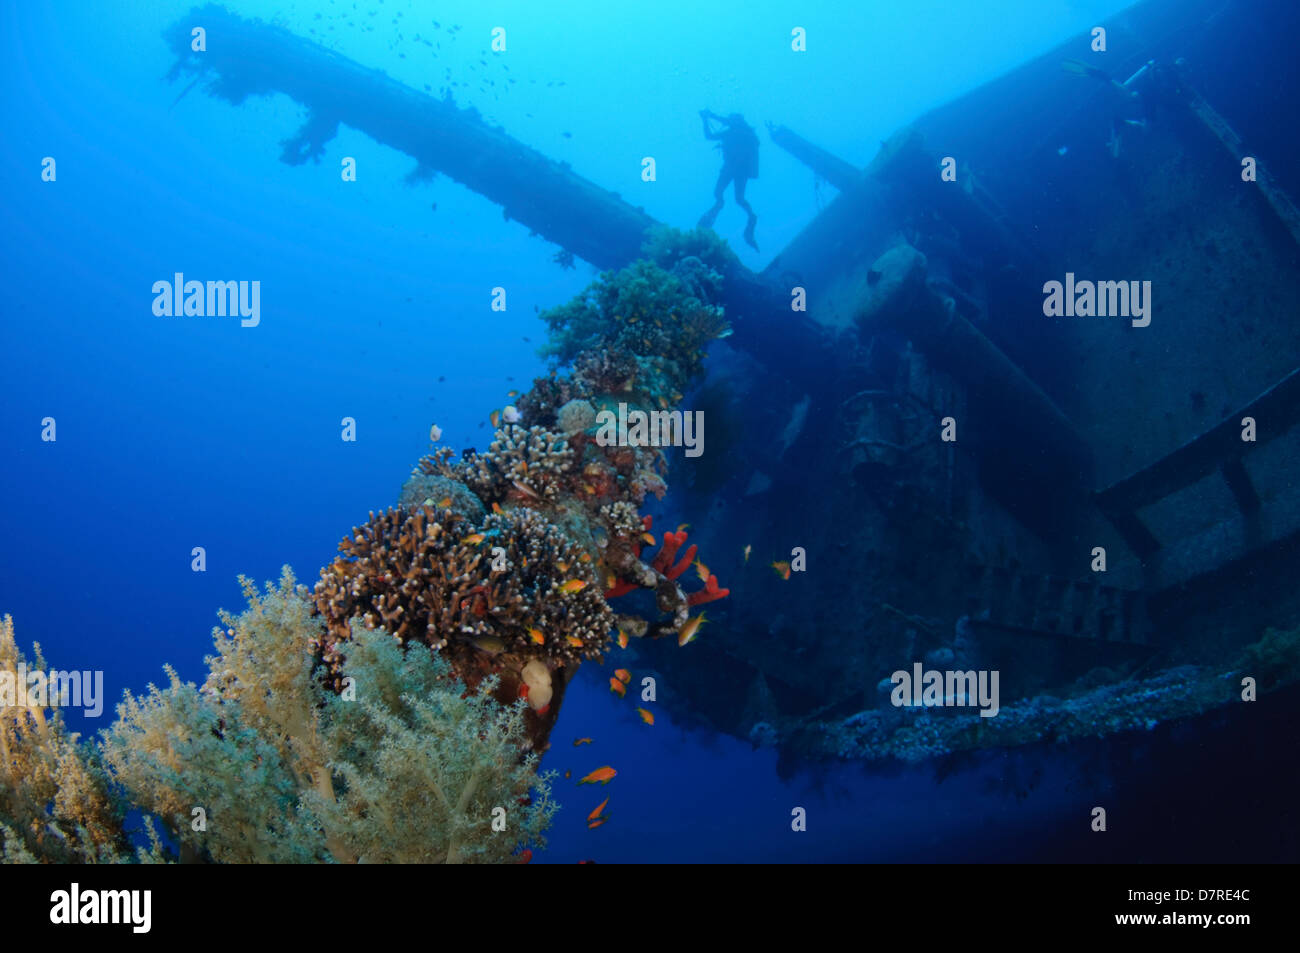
[6,0,1279,865]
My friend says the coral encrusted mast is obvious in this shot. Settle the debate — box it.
[0,230,733,864]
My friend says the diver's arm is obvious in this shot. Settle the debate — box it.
[700,110,720,139]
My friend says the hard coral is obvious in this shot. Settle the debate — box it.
[444,424,577,506]
[313,505,611,680]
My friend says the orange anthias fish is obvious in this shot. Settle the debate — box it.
[492,502,504,514]
[559,579,588,594]
[678,613,706,647]
[573,737,593,746]
[693,558,711,583]
[490,409,502,428]
[676,522,690,534]
[578,766,617,786]
[771,560,791,580]
[637,707,654,726]
[529,628,546,645]
[436,496,453,508]
[609,677,626,697]
[588,816,609,830]
[617,629,629,649]
[587,798,609,824]
[614,668,631,684]
[463,533,486,545]
[567,635,585,648]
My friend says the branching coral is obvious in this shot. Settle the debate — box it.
[431,424,577,506]
[313,507,610,670]
[99,570,554,863]
[313,503,612,752]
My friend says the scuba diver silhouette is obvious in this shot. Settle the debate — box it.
[697,110,760,250]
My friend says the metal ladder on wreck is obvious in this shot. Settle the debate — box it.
[1094,367,1300,584]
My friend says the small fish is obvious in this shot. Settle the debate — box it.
[567,635,585,648]
[529,627,546,645]
[436,496,452,508]
[512,479,542,501]
[503,405,521,424]
[771,560,791,580]
[492,502,504,514]
[559,579,588,594]
[609,677,626,697]
[743,544,752,562]
[564,770,571,779]
[617,629,629,649]
[429,423,443,442]
[676,523,690,534]
[556,561,570,573]
[579,553,591,563]
[614,668,631,684]
[587,815,609,829]
[490,409,502,428]
[693,558,710,583]
[573,737,593,746]
[463,533,486,545]
[507,389,519,398]
[472,635,506,654]
[678,613,706,647]
[587,798,609,823]
[578,766,617,785]
[637,707,654,726]
[640,532,656,546]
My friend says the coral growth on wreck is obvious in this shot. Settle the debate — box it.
[1,228,732,864]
